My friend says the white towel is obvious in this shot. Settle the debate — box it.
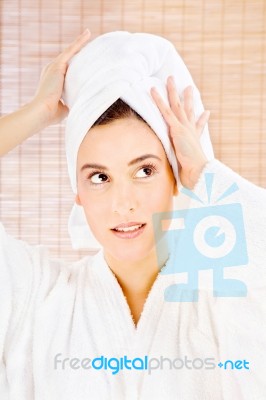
[62,31,215,250]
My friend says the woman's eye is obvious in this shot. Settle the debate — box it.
[135,166,154,178]
[90,173,109,184]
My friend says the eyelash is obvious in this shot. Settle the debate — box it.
[87,162,158,186]
[136,162,158,178]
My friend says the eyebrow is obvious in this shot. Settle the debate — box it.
[80,154,162,172]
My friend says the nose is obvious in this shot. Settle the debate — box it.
[111,181,138,215]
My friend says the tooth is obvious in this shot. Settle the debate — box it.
[116,224,142,232]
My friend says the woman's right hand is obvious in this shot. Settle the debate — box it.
[0,30,91,157]
[32,29,91,128]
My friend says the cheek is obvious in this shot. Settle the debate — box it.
[82,196,106,221]
[77,188,106,227]
[149,179,175,210]
[81,200,109,245]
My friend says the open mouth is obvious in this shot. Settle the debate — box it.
[111,223,146,239]
[112,223,145,232]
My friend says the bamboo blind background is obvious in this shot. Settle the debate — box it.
[0,0,265,262]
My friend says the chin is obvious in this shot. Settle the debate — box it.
[106,242,156,263]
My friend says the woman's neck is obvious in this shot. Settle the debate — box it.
[104,249,168,325]
[103,248,168,297]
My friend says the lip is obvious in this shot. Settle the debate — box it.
[112,221,145,229]
[111,222,146,239]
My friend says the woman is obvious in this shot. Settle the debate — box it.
[0,30,266,400]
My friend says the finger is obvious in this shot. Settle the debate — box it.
[56,29,91,64]
[196,110,210,136]
[167,76,181,108]
[183,86,195,123]
[52,101,69,124]
[150,87,181,128]
[167,76,188,124]
[58,101,69,119]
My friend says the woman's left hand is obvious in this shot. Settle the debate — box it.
[150,76,210,189]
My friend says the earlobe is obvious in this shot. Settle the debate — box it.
[75,194,82,206]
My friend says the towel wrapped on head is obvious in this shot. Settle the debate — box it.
[62,31,214,250]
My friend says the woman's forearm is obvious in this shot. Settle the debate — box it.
[0,100,48,157]
[0,29,91,158]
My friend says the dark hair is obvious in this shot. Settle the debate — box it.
[91,98,146,127]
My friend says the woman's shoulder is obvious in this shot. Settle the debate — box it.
[190,158,266,263]
[0,223,67,313]
[0,221,98,284]
[0,223,101,359]
[187,158,266,219]
[0,222,45,285]
[0,220,101,281]
[195,158,266,198]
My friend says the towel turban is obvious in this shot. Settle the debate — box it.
[61,31,214,250]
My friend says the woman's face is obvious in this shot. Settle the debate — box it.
[76,116,178,262]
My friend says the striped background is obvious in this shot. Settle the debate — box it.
[0,0,265,261]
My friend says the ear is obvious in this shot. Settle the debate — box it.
[75,194,82,206]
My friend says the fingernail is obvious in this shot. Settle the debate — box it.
[169,75,175,84]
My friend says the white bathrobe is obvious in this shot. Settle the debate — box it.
[1,159,266,400]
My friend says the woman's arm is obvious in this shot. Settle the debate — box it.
[0,29,91,157]
[0,101,50,157]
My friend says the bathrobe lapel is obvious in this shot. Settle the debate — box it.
[89,249,167,354]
